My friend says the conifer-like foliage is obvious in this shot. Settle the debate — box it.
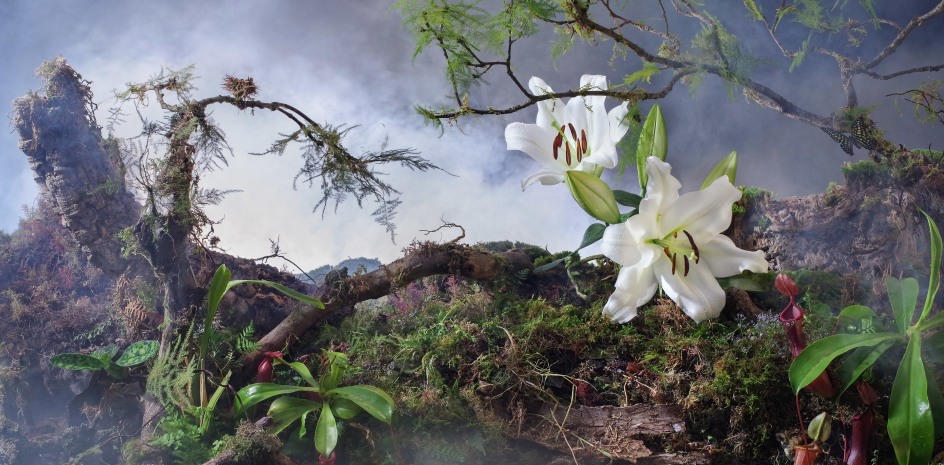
[112,66,441,242]
[396,0,944,152]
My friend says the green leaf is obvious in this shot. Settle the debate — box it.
[700,151,738,189]
[92,345,120,362]
[321,351,349,392]
[612,190,642,208]
[919,210,942,323]
[234,383,321,417]
[327,385,395,424]
[534,258,566,273]
[838,305,878,321]
[837,339,895,396]
[201,371,231,434]
[115,340,159,367]
[789,332,902,395]
[564,171,620,224]
[743,0,764,20]
[636,104,667,192]
[806,412,831,443]
[315,403,338,458]
[267,396,322,434]
[887,277,919,334]
[329,397,363,420]
[578,223,606,250]
[228,279,324,309]
[624,62,661,85]
[275,358,320,388]
[926,368,944,439]
[925,327,944,364]
[716,271,766,292]
[887,335,933,465]
[50,353,107,371]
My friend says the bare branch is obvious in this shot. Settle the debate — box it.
[865,0,944,69]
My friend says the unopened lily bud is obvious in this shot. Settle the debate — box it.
[565,170,621,224]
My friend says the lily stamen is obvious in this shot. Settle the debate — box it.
[682,229,700,264]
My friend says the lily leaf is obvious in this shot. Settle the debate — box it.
[327,385,395,424]
[534,257,567,273]
[886,277,918,335]
[577,223,606,250]
[315,403,338,458]
[267,396,322,434]
[789,332,902,395]
[636,104,666,191]
[234,383,321,417]
[612,190,642,208]
[700,150,738,189]
[837,339,895,396]
[888,335,933,465]
[920,210,943,323]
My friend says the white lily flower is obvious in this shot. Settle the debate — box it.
[601,156,768,323]
[505,75,630,190]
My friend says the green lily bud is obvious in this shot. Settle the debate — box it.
[701,150,738,189]
[636,104,667,192]
[565,170,621,224]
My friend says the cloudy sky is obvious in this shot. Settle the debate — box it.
[1,1,942,271]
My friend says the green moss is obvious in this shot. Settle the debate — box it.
[842,159,891,183]
[823,182,843,207]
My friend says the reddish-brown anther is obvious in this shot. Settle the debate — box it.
[775,273,800,298]
[844,408,874,465]
[255,351,284,383]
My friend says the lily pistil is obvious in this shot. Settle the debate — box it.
[654,230,700,276]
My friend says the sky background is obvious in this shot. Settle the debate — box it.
[1,1,942,272]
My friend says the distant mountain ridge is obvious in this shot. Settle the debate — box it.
[297,257,382,285]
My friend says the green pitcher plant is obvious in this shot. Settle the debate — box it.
[234,351,395,462]
[788,210,944,465]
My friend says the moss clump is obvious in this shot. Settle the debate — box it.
[823,182,844,207]
[213,420,282,462]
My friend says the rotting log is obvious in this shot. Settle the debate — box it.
[515,403,710,464]
[241,243,533,378]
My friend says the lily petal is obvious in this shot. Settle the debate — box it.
[505,122,556,166]
[601,223,642,266]
[604,264,658,323]
[608,102,631,144]
[659,175,740,237]
[521,168,565,190]
[700,235,769,277]
[639,157,681,216]
[655,259,726,322]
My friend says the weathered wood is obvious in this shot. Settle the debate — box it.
[241,245,533,378]
[516,403,710,464]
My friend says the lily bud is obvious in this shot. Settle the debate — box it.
[565,170,621,224]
